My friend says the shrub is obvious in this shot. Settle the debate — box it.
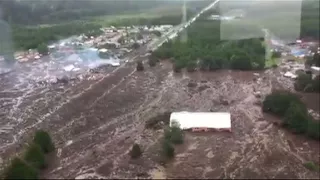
[186,61,197,72]
[262,91,305,116]
[272,51,281,58]
[164,121,184,145]
[2,157,38,179]
[161,139,175,159]
[173,63,182,73]
[37,43,49,55]
[169,121,184,144]
[303,161,320,171]
[132,42,140,49]
[307,120,320,140]
[294,73,312,91]
[148,58,157,67]
[136,61,144,71]
[33,130,55,154]
[145,112,171,129]
[130,143,142,159]
[23,143,47,169]
[284,103,309,134]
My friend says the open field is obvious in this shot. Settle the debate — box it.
[1,45,319,178]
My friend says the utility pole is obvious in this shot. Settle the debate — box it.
[180,0,188,43]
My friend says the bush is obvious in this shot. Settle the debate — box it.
[23,143,47,169]
[307,120,320,140]
[272,51,281,58]
[130,143,142,159]
[33,130,55,154]
[2,157,38,179]
[294,72,320,93]
[303,161,320,171]
[186,61,197,72]
[163,121,184,145]
[173,64,182,73]
[161,140,175,159]
[136,61,144,71]
[148,58,157,67]
[37,43,49,55]
[132,42,140,49]
[284,103,309,134]
[145,112,171,129]
[262,91,305,116]
[263,91,319,140]
[294,73,313,91]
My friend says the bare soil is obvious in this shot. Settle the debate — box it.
[0,57,319,179]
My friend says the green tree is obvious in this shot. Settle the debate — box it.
[136,61,144,71]
[2,157,38,179]
[33,130,55,154]
[307,120,320,140]
[294,73,313,91]
[284,103,309,134]
[148,57,157,67]
[164,121,184,145]
[161,140,175,159]
[130,143,142,159]
[262,91,305,116]
[23,143,47,169]
[186,60,197,72]
[37,43,49,55]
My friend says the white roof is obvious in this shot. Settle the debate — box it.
[99,48,108,53]
[311,66,320,71]
[170,112,231,130]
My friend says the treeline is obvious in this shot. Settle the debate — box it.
[263,91,319,140]
[109,12,195,27]
[1,130,55,179]
[300,0,319,39]
[0,0,211,25]
[294,52,320,93]
[12,22,102,50]
[152,20,266,72]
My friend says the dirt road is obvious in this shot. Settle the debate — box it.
[0,57,319,179]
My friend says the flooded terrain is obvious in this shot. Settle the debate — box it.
[0,49,319,179]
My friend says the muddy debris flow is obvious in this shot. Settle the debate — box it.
[0,54,319,179]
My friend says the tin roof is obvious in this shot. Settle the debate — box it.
[170,112,231,130]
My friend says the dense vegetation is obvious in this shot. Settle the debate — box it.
[130,144,142,159]
[300,0,319,39]
[294,73,319,93]
[161,121,184,159]
[262,91,319,140]
[1,129,55,179]
[0,0,211,25]
[153,19,266,71]
[33,130,55,153]
[12,22,102,50]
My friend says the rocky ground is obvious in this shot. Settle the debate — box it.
[0,54,319,179]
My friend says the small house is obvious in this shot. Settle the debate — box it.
[170,112,232,132]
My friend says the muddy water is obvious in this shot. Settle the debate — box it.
[0,59,319,179]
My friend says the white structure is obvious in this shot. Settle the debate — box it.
[311,66,320,76]
[170,112,231,132]
[99,48,108,53]
[284,71,298,79]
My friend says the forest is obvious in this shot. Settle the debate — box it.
[151,0,319,71]
[0,0,211,25]
[152,19,266,71]
[12,22,103,50]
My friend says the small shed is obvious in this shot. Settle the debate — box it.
[170,112,232,132]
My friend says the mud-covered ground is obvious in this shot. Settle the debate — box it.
[0,55,319,179]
